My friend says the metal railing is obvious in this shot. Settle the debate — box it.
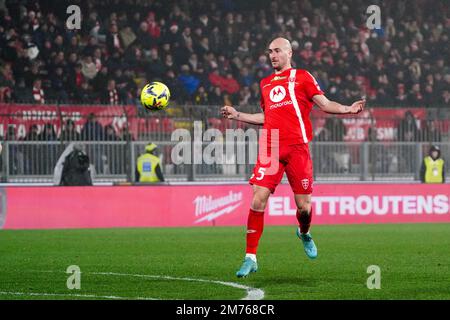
[1,104,449,183]
[2,141,448,183]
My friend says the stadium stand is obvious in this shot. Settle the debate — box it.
[0,0,448,107]
[0,0,449,183]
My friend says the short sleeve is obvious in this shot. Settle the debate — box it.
[303,71,324,101]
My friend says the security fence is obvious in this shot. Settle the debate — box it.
[1,104,449,183]
[2,140,449,183]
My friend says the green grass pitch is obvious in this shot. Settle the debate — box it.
[0,223,449,300]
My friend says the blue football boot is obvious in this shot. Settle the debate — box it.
[236,257,258,278]
[296,228,318,259]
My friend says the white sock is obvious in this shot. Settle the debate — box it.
[245,253,257,262]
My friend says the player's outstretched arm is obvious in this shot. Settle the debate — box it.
[313,95,365,115]
[221,105,265,125]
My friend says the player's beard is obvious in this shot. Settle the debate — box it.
[272,60,281,71]
[272,60,284,72]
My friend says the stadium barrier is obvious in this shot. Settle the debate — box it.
[0,183,448,230]
[2,141,449,182]
[1,103,449,182]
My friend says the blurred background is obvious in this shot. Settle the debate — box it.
[0,0,449,183]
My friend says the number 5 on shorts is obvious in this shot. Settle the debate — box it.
[256,167,266,180]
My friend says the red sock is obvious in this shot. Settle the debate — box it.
[246,208,265,254]
[296,208,312,234]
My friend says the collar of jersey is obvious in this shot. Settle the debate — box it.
[273,67,293,77]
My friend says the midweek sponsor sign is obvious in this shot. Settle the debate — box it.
[1,184,449,230]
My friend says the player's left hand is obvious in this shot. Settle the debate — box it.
[349,99,365,114]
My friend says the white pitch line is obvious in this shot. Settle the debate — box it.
[25,270,265,300]
[93,272,265,300]
[0,291,157,300]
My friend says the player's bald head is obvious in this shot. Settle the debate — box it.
[268,37,293,72]
[269,37,292,52]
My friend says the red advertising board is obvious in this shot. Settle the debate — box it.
[0,103,137,139]
[1,183,448,230]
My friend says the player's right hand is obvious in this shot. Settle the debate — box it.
[349,99,366,114]
[221,105,238,119]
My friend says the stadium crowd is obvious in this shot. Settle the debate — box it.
[0,0,449,108]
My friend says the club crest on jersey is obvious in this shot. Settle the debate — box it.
[301,178,309,190]
[288,76,296,82]
[269,85,286,102]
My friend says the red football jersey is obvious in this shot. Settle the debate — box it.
[260,68,324,146]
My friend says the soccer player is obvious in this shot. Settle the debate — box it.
[221,38,365,278]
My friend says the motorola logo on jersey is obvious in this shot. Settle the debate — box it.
[269,85,286,102]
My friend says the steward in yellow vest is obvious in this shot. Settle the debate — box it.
[420,145,445,183]
[135,143,165,182]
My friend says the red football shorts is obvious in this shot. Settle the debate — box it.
[249,144,313,194]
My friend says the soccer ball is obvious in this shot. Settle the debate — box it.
[140,81,171,110]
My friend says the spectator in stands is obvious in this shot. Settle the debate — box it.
[325,116,347,142]
[50,66,69,103]
[146,48,165,79]
[394,83,408,106]
[60,119,81,142]
[194,86,209,105]
[102,79,119,105]
[421,120,442,143]
[222,73,240,95]
[106,22,124,56]
[113,69,128,102]
[208,68,240,96]
[103,124,120,174]
[136,21,154,50]
[238,86,252,106]
[12,78,33,103]
[6,126,23,175]
[163,69,188,104]
[104,125,119,141]
[440,90,450,106]
[81,113,104,141]
[38,123,57,141]
[0,62,14,102]
[75,82,95,104]
[408,83,425,106]
[81,55,98,81]
[397,111,420,142]
[68,63,85,92]
[92,65,109,96]
[397,111,420,173]
[38,123,57,174]
[208,86,224,106]
[24,124,40,174]
[31,79,45,104]
[423,84,436,107]
[238,67,254,88]
[24,63,41,88]
[315,115,349,173]
[188,53,206,81]
[178,64,200,98]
